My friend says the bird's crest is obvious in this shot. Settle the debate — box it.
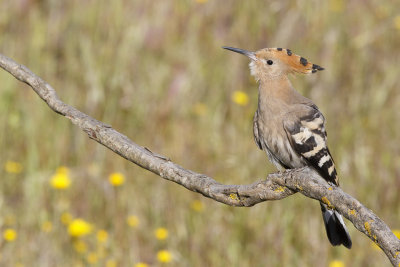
[256,48,324,74]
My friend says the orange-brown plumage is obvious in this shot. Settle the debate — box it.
[253,47,324,75]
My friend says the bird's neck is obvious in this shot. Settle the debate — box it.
[258,75,296,105]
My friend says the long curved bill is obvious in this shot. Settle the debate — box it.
[222,46,257,61]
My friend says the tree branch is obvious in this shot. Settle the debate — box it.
[1,53,399,266]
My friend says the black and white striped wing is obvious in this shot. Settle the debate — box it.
[284,108,338,185]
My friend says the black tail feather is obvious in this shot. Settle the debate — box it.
[320,203,352,249]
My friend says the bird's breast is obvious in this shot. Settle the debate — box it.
[255,109,305,169]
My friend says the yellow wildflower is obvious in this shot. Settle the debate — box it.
[106,259,117,267]
[50,167,71,190]
[68,219,92,237]
[109,172,125,187]
[127,215,139,228]
[61,212,73,225]
[196,0,208,3]
[134,263,149,267]
[96,229,108,243]
[3,228,17,242]
[393,229,400,239]
[232,90,249,106]
[86,252,98,264]
[329,260,345,267]
[155,227,168,240]
[73,240,88,254]
[190,200,204,212]
[4,160,23,174]
[157,250,172,263]
[41,221,53,233]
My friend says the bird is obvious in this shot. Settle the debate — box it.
[222,46,352,249]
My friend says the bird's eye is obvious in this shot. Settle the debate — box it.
[267,60,273,65]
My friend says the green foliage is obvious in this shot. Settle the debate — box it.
[0,0,399,266]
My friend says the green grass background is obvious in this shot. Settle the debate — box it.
[0,0,399,266]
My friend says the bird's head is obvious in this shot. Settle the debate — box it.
[222,46,324,82]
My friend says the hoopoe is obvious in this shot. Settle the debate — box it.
[223,46,352,249]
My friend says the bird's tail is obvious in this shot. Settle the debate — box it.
[320,203,352,249]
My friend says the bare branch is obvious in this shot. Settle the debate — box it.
[1,53,399,266]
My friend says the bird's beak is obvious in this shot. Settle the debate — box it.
[222,46,257,61]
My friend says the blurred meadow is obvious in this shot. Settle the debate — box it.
[1,0,400,266]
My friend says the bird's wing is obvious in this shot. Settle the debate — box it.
[253,110,262,150]
[283,105,338,185]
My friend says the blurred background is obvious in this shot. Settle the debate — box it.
[1,0,400,266]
